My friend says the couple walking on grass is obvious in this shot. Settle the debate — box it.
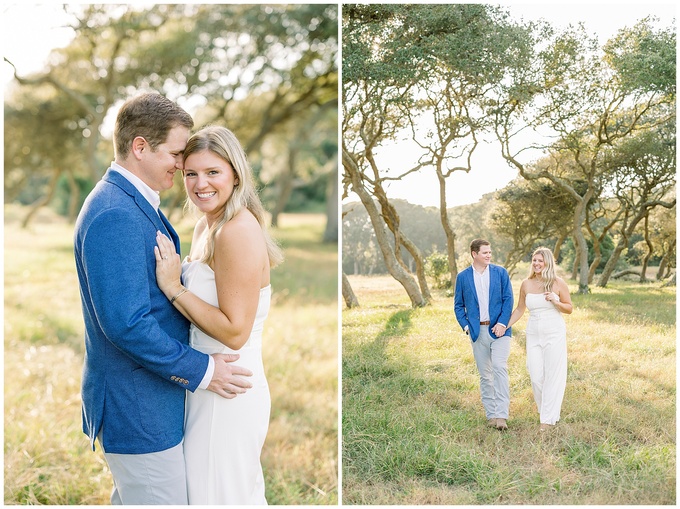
[454,239,573,432]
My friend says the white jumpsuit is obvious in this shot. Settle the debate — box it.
[525,292,567,425]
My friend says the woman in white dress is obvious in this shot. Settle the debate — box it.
[154,125,283,504]
[507,247,572,431]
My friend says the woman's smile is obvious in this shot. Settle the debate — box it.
[183,149,238,217]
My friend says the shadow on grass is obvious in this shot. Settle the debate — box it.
[343,309,414,383]
[381,309,415,339]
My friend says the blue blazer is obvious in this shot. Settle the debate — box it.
[74,169,209,454]
[454,264,514,341]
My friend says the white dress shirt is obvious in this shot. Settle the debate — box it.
[473,265,490,322]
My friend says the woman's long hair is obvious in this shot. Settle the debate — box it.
[528,246,556,292]
[183,125,283,268]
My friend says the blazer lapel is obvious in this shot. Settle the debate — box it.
[158,208,181,253]
[466,267,479,308]
[103,169,177,245]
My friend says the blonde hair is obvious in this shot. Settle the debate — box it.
[183,125,283,268]
[528,246,556,292]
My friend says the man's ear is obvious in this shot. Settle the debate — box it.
[131,136,147,160]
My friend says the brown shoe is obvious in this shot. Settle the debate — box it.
[487,418,497,428]
[496,418,508,430]
[540,423,554,432]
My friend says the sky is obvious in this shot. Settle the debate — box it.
[1,4,76,87]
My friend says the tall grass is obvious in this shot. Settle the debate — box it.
[342,274,675,505]
[4,205,338,505]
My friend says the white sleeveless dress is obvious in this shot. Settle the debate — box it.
[525,292,567,425]
[182,258,271,505]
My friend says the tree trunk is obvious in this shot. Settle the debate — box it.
[597,241,627,287]
[639,214,652,282]
[396,236,432,303]
[503,232,533,277]
[571,250,579,281]
[322,160,338,243]
[572,195,591,294]
[588,250,600,284]
[436,169,458,292]
[504,247,527,279]
[664,239,676,279]
[663,265,672,279]
[66,169,81,223]
[612,269,641,279]
[598,207,649,287]
[343,149,426,307]
[367,154,431,303]
[270,145,298,228]
[575,235,590,293]
[656,254,668,280]
[342,272,360,308]
[553,231,567,263]
[21,168,61,229]
[586,211,609,284]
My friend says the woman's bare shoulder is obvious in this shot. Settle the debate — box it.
[215,210,262,249]
[554,276,568,287]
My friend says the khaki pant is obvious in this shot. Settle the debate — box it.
[99,437,188,505]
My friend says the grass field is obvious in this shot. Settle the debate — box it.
[342,274,675,505]
[4,205,338,505]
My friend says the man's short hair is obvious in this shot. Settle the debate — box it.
[470,239,490,254]
[114,93,194,159]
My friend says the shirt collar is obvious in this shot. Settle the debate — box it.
[472,264,489,276]
[110,161,161,211]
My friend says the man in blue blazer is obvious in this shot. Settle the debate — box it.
[454,239,514,430]
[74,93,253,504]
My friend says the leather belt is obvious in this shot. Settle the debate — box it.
[480,321,490,325]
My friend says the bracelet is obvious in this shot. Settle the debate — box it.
[170,287,188,304]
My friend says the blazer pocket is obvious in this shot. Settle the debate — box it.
[132,367,185,437]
